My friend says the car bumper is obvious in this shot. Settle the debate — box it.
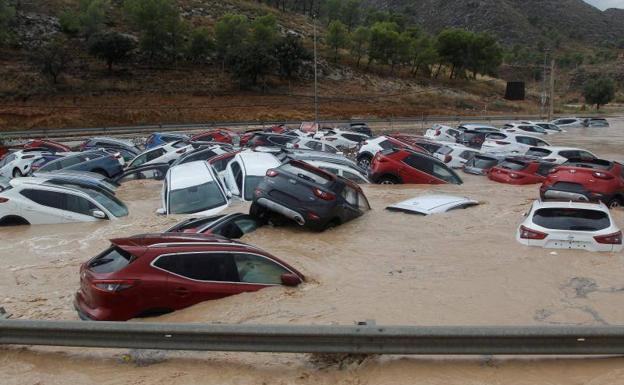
[256,197,305,225]
[542,189,589,202]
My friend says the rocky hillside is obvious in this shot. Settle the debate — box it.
[362,0,624,45]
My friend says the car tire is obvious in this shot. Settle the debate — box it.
[249,202,268,218]
[357,154,372,169]
[12,168,22,178]
[378,175,398,185]
[607,197,622,209]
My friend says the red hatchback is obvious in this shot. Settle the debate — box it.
[369,148,462,185]
[74,234,304,321]
[540,158,624,208]
[191,128,239,145]
[488,156,557,185]
[23,139,71,153]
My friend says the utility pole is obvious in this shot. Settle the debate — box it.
[548,59,555,121]
[541,49,549,118]
[313,15,319,127]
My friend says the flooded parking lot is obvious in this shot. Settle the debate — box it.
[2,119,624,384]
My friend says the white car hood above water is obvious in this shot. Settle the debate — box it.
[386,194,479,215]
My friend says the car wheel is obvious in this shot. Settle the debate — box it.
[357,155,372,169]
[12,168,22,178]
[607,198,622,209]
[379,175,398,184]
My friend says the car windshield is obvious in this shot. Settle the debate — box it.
[75,186,128,217]
[244,175,265,201]
[470,156,499,169]
[499,160,527,171]
[532,208,610,231]
[169,181,226,214]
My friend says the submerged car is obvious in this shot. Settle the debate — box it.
[166,213,262,238]
[356,135,428,169]
[74,233,304,321]
[0,149,52,178]
[539,158,624,208]
[424,124,461,142]
[524,146,597,165]
[487,157,557,185]
[160,160,230,216]
[550,117,584,128]
[126,140,192,169]
[462,154,505,175]
[582,117,609,128]
[145,132,189,150]
[252,160,371,230]
[481,132,550,155]
[223,151,281,202]
[517,200,622,252]
[369,148,463,185]
[0,178,128,225]
[386,195,478,215]
[37,149,124,178]
[503,122,549,136]
[433,144,480,169]
[301,159,370,184]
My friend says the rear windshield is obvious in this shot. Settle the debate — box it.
[564,160,612,170]
[280,163,331,185]
[436,146,453,155]
[470,156,499,169]
[532,208,610,231]
[499,159,527,171]
[526,148,552,157]
[88,246,136,273]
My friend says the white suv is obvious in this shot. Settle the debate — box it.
[0,178,128,225]
[424,124,461,142]
[481,132,550,155]
[224,150,281,202]
[433,144,481,169]
[126,140,192,169]
[503,122,549,136]
[356,136,399,168]
[0,150,53,178]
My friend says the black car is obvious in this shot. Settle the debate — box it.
[456,130,491,149]
[343,122,373,137]
[165,213,262,239]
[112,163,170,184]
[245,133,298,148]
[251,160,371,231]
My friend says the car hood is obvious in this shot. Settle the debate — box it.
[386,194,479,215]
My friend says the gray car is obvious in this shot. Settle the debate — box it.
[36,149,123,178]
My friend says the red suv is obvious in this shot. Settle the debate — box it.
[540,158,624,208]
[23,139,71,153]
[369,149,462,185]
[74,233,304,321]
[191,129,239,145]
[488,156,557,185]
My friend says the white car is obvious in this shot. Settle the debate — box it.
[0,150,51,178]
[300,160,370,183]
[160,160,230,216]
[521,121,564,133]
[525,146,597,164]
[503,122,549,136]
[433,144,481,169]
[387,194,479,215]
[127,140,192,169]
[224,150,281,201]
[481,132,550,155]
[0,178,128,225]
[550,117,584,128]
[424,124,461,142]
[457,123,500,132]
[286,137,340,153]
[314,129,369,149]
[356,136,399,168]
[517,200,622,252]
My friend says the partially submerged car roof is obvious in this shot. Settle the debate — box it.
[168,160,215,190]
[110,233,241,248]
[386,194,479,215]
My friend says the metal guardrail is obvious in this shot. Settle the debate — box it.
[2,320,624,354]
[0,115,566,140]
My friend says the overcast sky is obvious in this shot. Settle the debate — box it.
[584,0,624,10]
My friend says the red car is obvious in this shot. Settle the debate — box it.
[191,128,239,145]
[369,148,463,185]
[74,233,304,321]
[23,139,71,153]
[488,156,557,185]
[540,158,624,208]
[388,133,444,154]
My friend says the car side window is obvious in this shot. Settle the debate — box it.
[146,148,166,161]
[64,193,99,216]
[341,185,358,206]
[234,253,289,284]
[211,155,232,172]
[154,253,239,282]
[403,154,434,174]
[448,129,459,137]
[378,140,394,150]
[343,170,365,183]
[559,150,578,159]
[578,151,595,160]
[131,153,148,167]
[537,163,556,176]
[516,136,535,146]
[342,133,365,142]
[20,189,65,210]
[231,161,243,191]
[307,141,321,151]
[59,156,84,169]
[535,139,548,147]
[324,144,338,153]
[319,166,340,176]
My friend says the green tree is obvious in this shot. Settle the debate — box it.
[274,34,311,79]
[0,0,15,44]
[123,0,184,61]
[340,0,360,32]
[228,44,276,87]
[250,14,278,50]
[214,13,249,67]
[436,28,473,79]
[323,0,342,23]
[412,35,438,76]
[88,31,136,72]
[368,21,399,67]
[394,31,414,70]
[32,38,72,84]
[466,32,503,78]
[583,77,615,111]
[186,27,214,63]
[79,0,109,38]
[350,26,370,66]
[326,20,348,63]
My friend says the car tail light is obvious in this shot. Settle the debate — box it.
[312,187,335,201]
[0,197,9,203]
[444,154,452,163]
[594,231,622,245]
[307,211,320,220]
[509,173,524,179]
[92,279,138,292]
[592,171,613,180]
[495,141,510,145]
[519,225,547,240]
[266,169,278,177]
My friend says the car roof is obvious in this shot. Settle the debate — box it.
[528,146,587,152]
[235,151,281,175]
[532,199,608,212]
[387,194,479,215]
[302,159,360,172]
[110,233,246,248]
[168,161,214,190]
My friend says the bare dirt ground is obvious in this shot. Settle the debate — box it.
[1,120,624,384]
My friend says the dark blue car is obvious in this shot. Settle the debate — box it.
[36,149,124,178]
[145,132,190,150]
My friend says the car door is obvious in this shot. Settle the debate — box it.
[114,164,169,184]
[224,160,243,198]
[233,253,292,286]
[153,252,248,310]
[339,184,363,221]
[18,188,94,224]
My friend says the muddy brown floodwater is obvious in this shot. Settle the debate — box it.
[2,120,624,384]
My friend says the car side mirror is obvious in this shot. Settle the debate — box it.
[281,273,301,287]
[91,210,106,219]
[155,208,166,215]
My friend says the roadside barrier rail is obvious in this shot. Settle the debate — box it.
[2,320,624,354]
